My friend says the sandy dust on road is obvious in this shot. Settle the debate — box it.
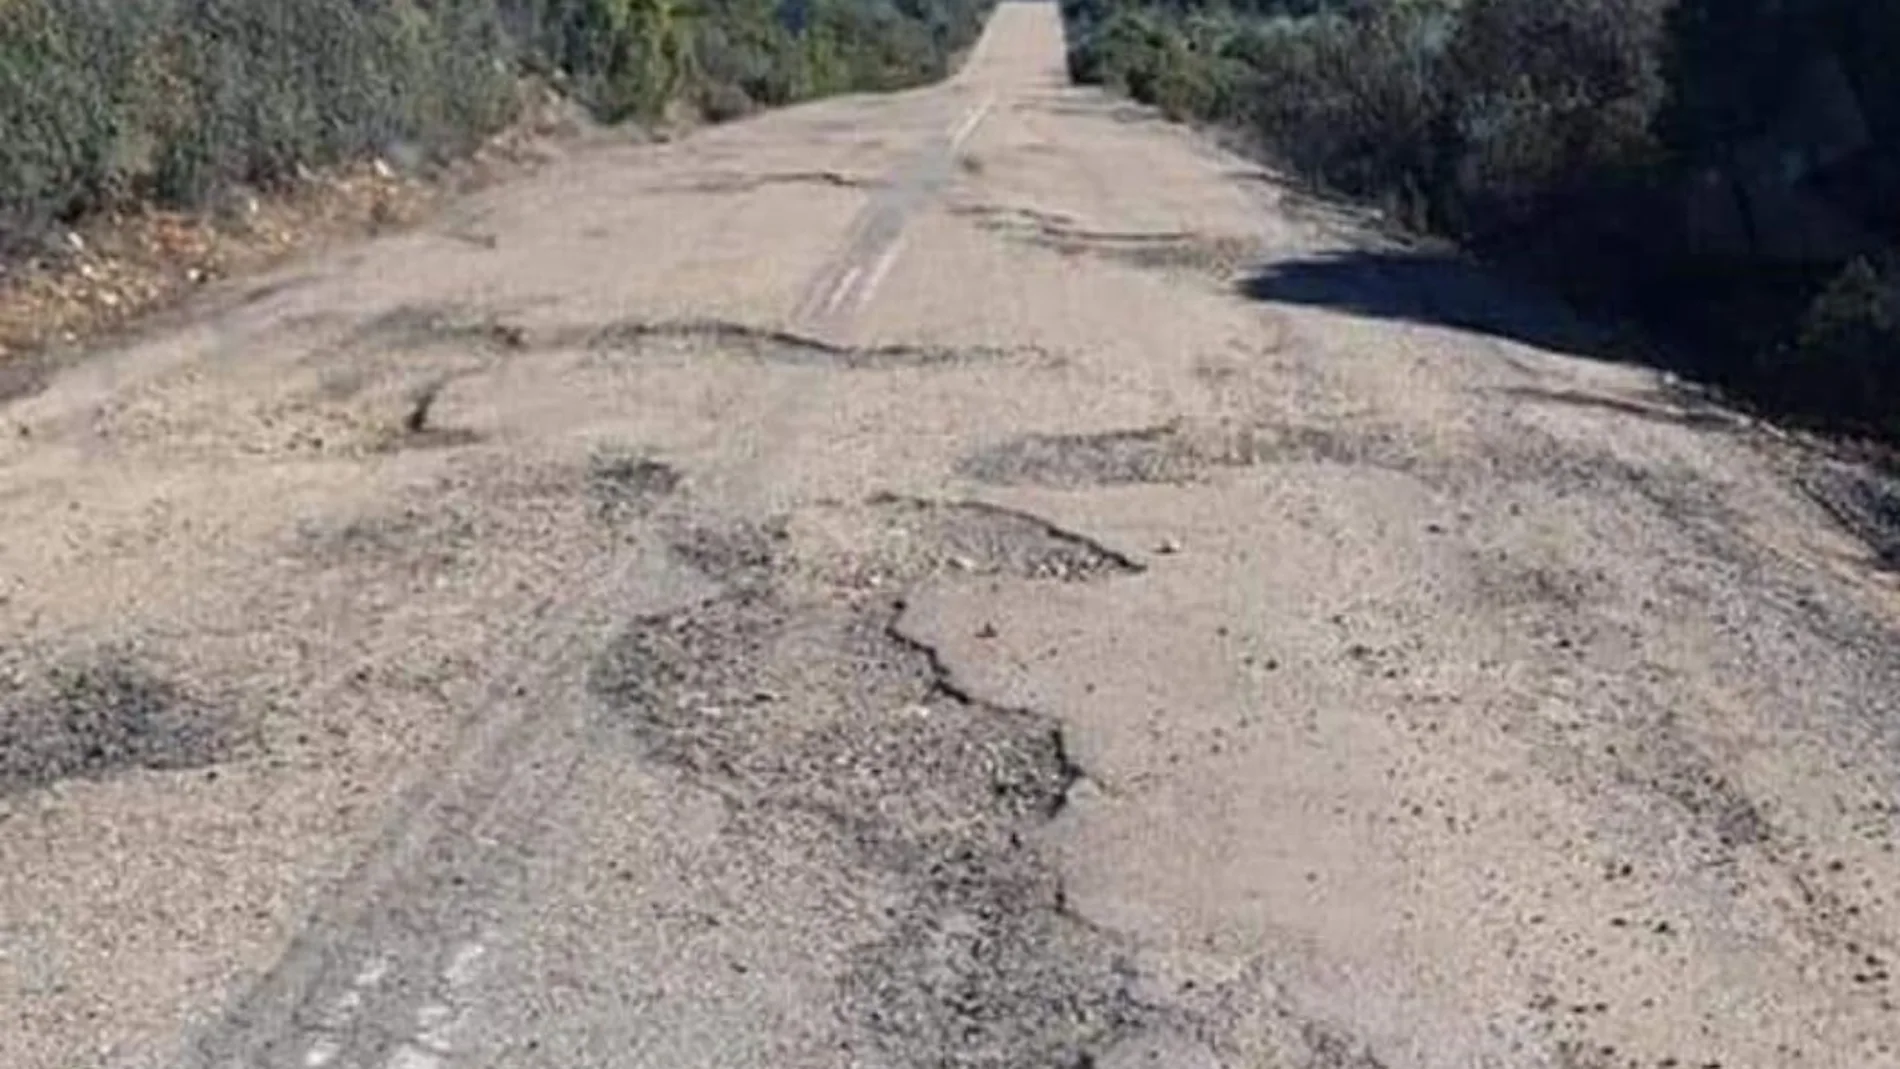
[5,5,1900,1068]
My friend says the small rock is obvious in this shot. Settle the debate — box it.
[976,622,998,639]
[1156,537,1182,555]
[948,554,977,572]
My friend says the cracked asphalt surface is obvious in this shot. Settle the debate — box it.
[6,5,1900,1068]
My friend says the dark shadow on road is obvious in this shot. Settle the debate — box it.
[1239,250,1626,362]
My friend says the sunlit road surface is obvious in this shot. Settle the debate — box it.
[4,5,1900,1068]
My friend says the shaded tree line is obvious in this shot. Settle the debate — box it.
[1063,0,1900,441]
[0,0,995,252]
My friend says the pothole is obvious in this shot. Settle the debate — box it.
[591,501,1157,1067]
[342,305,532,356]
[841,493,1141,585]
[956,206,1257,279]
[647,170,874,195]
[959,421,1412,488]
[586,318,1040,370]
[960,424,1202,487]
[0,652,243,793]
[665,518,786,589]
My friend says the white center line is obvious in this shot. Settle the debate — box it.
[856,237,907,310]
[950,96,996,150]
[823,265,864,314]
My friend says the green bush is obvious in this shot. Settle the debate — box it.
[1,0,995,251]
[1063,0,1900,440]
[0,0,159,243]
[0,0,521,244]
[1770,257,1900,434]
[1446,0,1665,224]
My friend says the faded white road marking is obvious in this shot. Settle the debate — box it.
[823,265,864,314]
[950,96,995,150]
[856,237,907,311]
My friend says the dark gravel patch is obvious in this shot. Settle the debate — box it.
[957,207,1256,280]
[296,503,480,575]
[856,493,1141,582]
[0,353,49,407]
[345,305,531,355]
[959,421,1413,488]
[588,448,682,522]
[960,425,1200,488]
[1,654,239,793]
[649,170,874,195]
[1801,458,1900,568]
[591,501,1154,1069]
[666,519,786,589]
[587,319,1031,370]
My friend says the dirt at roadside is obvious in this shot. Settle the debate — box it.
[0,81,592,371]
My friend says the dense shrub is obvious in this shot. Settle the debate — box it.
[1063,0,1900,440]
[0,0,518,246]
[1771,257,1900,437]
[0,0,995,251]
[1446,0,1665,223]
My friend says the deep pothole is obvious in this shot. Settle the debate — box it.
[589,499,1150,1067]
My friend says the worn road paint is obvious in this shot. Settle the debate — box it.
[951,97,995,150]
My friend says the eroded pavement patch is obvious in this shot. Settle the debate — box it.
[0,650,247,794]
[583,318,1048,370]
[584,496,1192,1069]
[953,203,1258,280]
[958,420,1420,488]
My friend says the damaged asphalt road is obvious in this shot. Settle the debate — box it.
[7,5,1900,1069]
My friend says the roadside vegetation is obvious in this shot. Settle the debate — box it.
[1062,0,1900,442]
[0,0,993,255]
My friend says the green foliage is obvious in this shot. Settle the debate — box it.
[1447,0,1665,220]
[1063,0,1900,440]
[1773,257,1900,435]
[0,0,519,245]
[0,0,994,250]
